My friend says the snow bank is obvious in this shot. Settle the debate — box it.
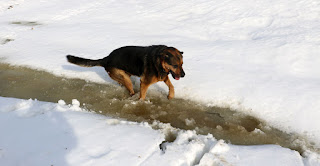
[0,97,163,165]
[1,97,317,166]
[198,141,304,166]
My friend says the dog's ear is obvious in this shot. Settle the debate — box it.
[159,48,170,60]
[152,46,168,73]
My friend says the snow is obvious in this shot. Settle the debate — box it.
[198,141,304,166]
[0,97,163,166]
[0,97,316,166]
[1,0,320,165]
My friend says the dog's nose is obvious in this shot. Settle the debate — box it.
[181,70,185,77]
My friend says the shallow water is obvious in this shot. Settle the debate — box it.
[0,63,317,154]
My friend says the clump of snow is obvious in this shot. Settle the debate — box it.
[71,99,80,107]
[143,130,216,166]
[185,118,196,126]
[58,99,66,105]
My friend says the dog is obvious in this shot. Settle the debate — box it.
[66,45,185,99]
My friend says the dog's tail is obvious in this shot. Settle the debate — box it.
[66,55,103,67]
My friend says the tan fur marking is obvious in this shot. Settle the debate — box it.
[140,75,159,99]
[164,76,174,99]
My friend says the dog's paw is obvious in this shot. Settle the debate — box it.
[167,94,174,100]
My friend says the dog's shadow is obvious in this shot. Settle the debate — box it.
[62,64,113,82]
[62,64,167,94]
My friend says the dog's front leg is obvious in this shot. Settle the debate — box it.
[164,76,174,99]
[140,76,159,100]
[140,81,150,100]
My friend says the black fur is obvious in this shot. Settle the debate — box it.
[66,55,103,67]
[67,45,168,77]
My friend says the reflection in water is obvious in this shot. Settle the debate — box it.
[0,63,317,154]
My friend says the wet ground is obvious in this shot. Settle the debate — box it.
[0,63,317,154]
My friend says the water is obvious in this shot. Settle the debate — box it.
[0,63,317,154]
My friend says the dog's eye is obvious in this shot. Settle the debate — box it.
[173,65,178,68]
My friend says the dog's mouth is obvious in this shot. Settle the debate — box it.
[170,71,180,80]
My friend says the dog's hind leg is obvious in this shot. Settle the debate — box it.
[106,68,135,96]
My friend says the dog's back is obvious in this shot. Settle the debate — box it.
[105,46,147,76]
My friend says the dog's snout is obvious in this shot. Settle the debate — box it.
[181,69,185,77]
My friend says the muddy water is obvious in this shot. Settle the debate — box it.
[0,63,317,154]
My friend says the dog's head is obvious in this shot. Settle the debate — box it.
[161,47,185,80]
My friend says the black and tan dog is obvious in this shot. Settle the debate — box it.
[66,45,185,99]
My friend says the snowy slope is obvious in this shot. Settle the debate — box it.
[0,97,316,166]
